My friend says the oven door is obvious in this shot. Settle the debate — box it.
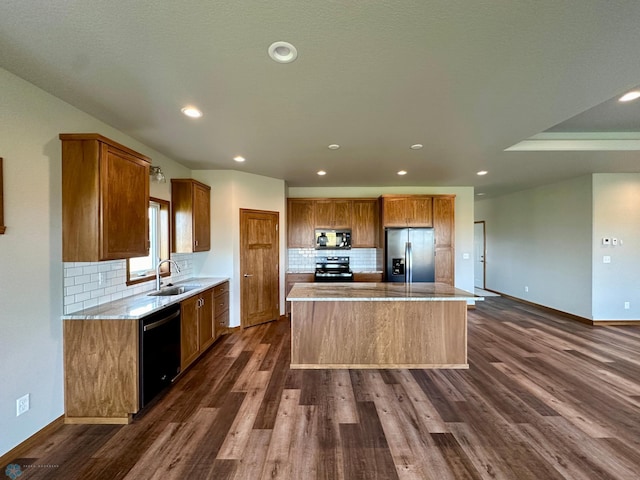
[314,271,354,282]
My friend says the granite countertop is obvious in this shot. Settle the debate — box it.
[62,277,229,320]
[287,282,480,302]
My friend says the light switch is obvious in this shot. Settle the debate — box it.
[612,238,618,246]
[603,255,611,264]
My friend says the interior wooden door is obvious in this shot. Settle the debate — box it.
[240,209,280,328]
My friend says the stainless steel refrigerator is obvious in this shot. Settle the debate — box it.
[384,228,435,283]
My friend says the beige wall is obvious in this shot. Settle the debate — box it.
[192,170,287,327]
[0,67,190,457]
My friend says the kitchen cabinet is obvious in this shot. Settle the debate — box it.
[287,199,315,248]
[351,199,379,247]
[380,195,433,227]
[64,318,139,423]
[433,196,455,285]
[353,272,383,282]
[180,294,201,370]
[315,199,352,229]
[171,179,211,253]
[181,287,217,370]
[286,273,314,314]
[214,281,230,336]
[60,133,150,261]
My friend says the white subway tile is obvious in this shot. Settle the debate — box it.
[83,298,98,309]
[75,292,91,303]
[83,282,98,292]
[66,285,83,296]
[83,265,98,275]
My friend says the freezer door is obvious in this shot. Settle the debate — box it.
[384,228,408,282]
[408,228,435,282]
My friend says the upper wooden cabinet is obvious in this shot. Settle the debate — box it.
[380,195,433,227]
[315,199,352,229]
[287,199,315,248]
[171,179,211,253]
[351,199,379,247]
[60,134,150,262]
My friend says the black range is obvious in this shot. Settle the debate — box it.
[314,256,354,282]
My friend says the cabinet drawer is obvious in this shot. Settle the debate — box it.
[216,309,229,330]
[214,282,229,297]
[215,291,229,313]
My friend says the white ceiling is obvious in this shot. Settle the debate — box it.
[1,1,640,197]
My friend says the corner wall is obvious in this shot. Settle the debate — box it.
[592,174,640,320]
[0,67,190,457]
[191,170,287,327]
[474,175,593,318]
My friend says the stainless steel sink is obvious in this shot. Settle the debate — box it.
[147,285,199,296]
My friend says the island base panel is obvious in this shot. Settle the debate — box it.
[290,300,467,368]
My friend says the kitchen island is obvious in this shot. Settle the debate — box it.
[287,282,478,369]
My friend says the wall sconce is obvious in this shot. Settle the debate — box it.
[149,166,166,183]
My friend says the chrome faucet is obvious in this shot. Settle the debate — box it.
[155,259,181,291]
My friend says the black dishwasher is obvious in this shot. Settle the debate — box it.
[139,304,181,408]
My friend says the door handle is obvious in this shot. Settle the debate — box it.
[243,274,253,277]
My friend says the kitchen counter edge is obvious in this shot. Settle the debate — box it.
[62,277,230,320]
[287,282,480,302]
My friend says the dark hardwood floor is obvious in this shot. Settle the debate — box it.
[6,296,640,479]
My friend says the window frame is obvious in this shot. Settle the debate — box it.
[126,197,171,285]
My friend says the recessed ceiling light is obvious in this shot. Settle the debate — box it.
[477,170,488,176]
[181,106,203,118]
[397,170,407,176]
[410,144,423,150]
[268,41,298,63]
[619,90,640,102]
[233,156,245,163]
[328,144,340,150]
[317,170,326,176]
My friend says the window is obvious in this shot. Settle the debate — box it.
[126,197,170,285]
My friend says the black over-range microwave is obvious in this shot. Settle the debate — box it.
[315,229,351,249]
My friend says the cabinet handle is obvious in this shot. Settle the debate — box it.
[195,240,199,247]
[243,274,253,277]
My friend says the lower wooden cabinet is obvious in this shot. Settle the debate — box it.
[353,272,383,282]
[64,319,139,424]
[181,282,229,370]
[214,282,230,335]
[286,273,314,314]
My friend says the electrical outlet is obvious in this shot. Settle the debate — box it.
[16,394,29,416]
[524,286,529,292]
[624,302,630,310]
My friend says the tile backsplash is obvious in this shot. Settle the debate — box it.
[287,248,382,272]
[63,253,194,314]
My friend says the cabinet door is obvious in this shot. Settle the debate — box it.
[198,289,214,350]
[101,146,150,259]
[381,197,409,226]
[352,199,378,247]
[332,200,352,228]
[314,200,334,228]
[193,184,211,251]
[287,199,315,248]
[180,296,200,370]
[433,196,455,285]
[407,197,433,227]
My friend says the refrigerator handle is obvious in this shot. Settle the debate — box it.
[406,241,412,283]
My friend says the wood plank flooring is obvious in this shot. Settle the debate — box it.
[6,296,640,479]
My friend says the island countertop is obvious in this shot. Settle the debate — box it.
[287,282,479,302]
